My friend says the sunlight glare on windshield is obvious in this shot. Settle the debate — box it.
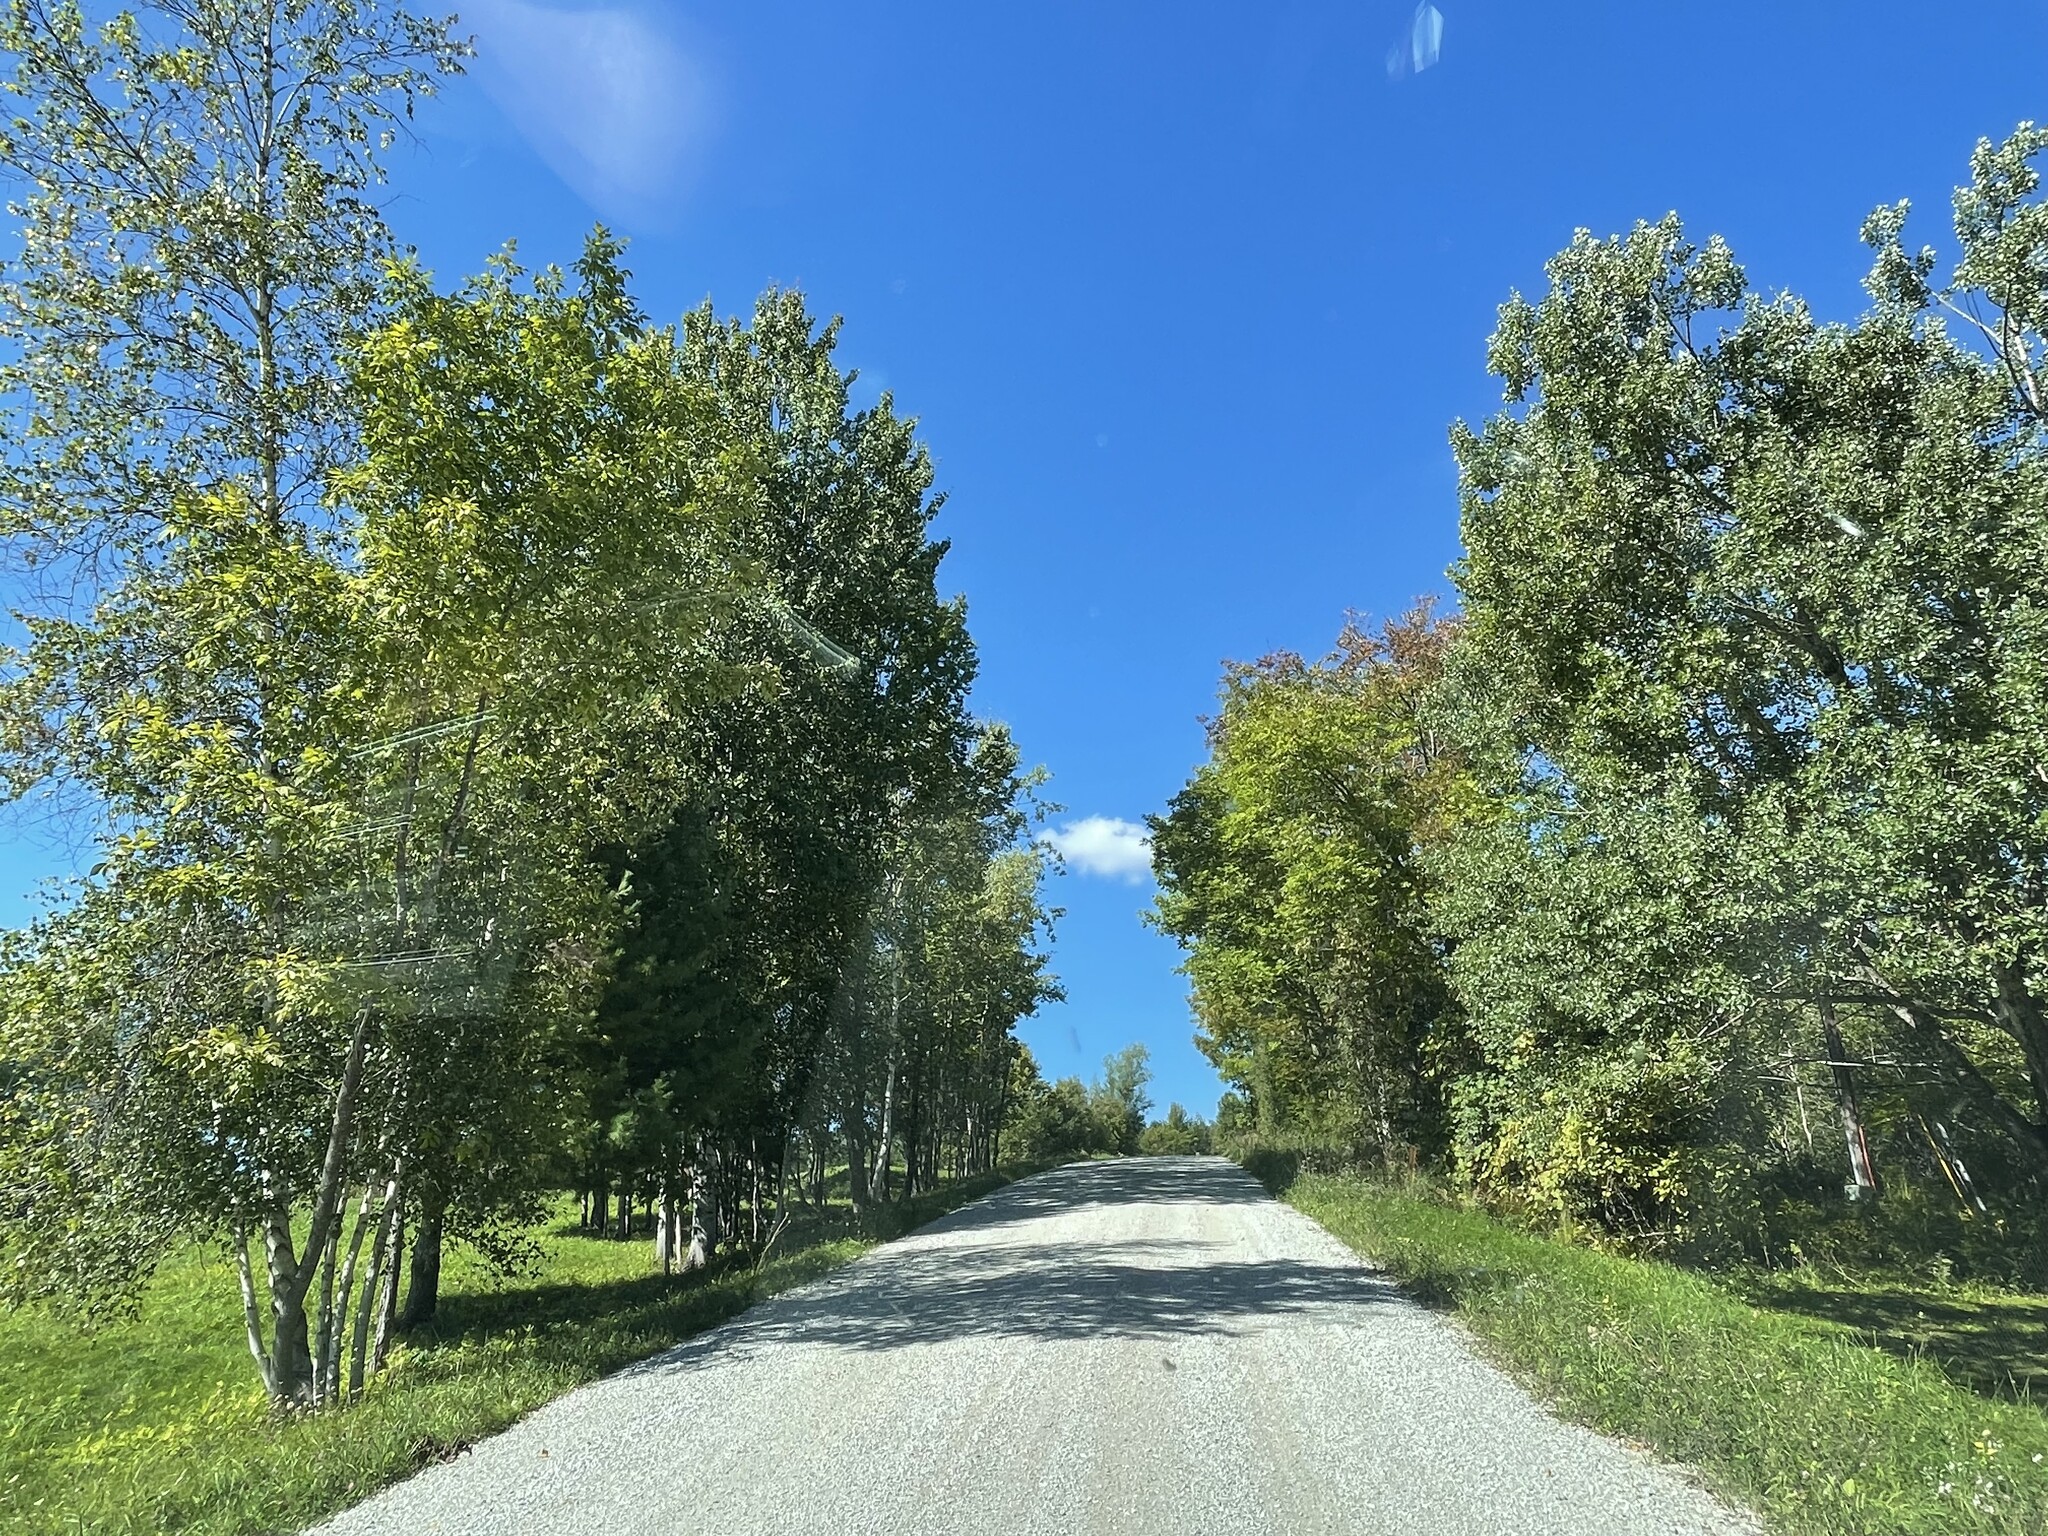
[1386,3,1444,82]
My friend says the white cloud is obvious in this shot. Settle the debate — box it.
[1042,816,1154,884]
[465,1,718,225]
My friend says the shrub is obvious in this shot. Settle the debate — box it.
[1137,1104,1213,1156]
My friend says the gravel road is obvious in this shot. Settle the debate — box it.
[314,1157,1758,1536]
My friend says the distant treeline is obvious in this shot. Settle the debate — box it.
[1153,125,2048,1271]
[1004,1041,1217,1162]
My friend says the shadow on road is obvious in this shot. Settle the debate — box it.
[904,1155,1271,1238]
[620,1157,1394,1369]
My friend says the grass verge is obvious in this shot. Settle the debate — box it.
[1258,1164,2048,1536]
[0,1165,1041,1535]
[1732,1268,2048,1404]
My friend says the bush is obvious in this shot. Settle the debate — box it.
[1137,1104,1213,1156]
[1012,1046,1155,1160]
[1222,1128,1397,1192]
[1014,1078,1108,1162]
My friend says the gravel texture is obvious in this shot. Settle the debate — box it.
[313,1156,1759,1536]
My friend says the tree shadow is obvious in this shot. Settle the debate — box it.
[397,1166,1038,1368]
[615,1163,1391,1373]
[1751,1281,2048,1404]
[414,1265,727,1349]
[898,1156,1271,1239]
[413,1158,1331,1383]
[665,1245,1391,1362]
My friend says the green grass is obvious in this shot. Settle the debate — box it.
[1264,1166,2048,1536]
[0,1167,1039,1535]
[1731,1270,2048,1405]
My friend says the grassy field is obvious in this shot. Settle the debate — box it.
[1256,1161,2048,1536]
[0,1167,1037,1536]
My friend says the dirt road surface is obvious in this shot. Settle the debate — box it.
[313,1157,1756,1536]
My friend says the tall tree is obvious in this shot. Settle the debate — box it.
[1151,605,1471,1160]
[0,0,467,1405]
[332,235,759,1319]
[0,0,466,556]
[0,221,755,1404]
[1092,1043,1153,1156]
[1437,121,2048,1231]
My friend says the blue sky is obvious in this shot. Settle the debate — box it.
[5,1,2048,1117]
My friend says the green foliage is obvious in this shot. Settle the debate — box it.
[1092,1042,1152,1155]
[1,226,757,1403]
[1136,1103,1213,1156]
[1167,125,2048,1279]
[1008,1044,1154,1161]
[0,0,468,549]
[0,3,1055,1412]
[1014,1076,1101,1164]
[572,285,1065,1234]
[1150,604,1473,1159]
[0,0,542,1407]
[1430,120,2048,1242]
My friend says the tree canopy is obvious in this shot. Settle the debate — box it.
[1159,123,2048,1264]
[0,0,1058,1411]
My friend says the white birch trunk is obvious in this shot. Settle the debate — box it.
[323,1173,380,1404]
[871,1054,898,1199]
[236,1229,277,1397]
[349,1165,402,1400]
[655,1178,679,1274]
[1820,999,1880,1200]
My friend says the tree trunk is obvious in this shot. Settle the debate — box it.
[319,1177,378,1403]
[310,1214,344,1405]
[264,1207,317,1408]
[400,1206,444,1328]
[771,1135,792,1234]
[655,1177,679,1275]
[873,1054,898,1201]
[258,1009,373,1406]
[371,1209,403,1374]
[1820,999,1880,1200]
[236,1230,277,1398]
[349,1164,402,1400]
[268,1282,316,1407]
[685,1139,721,1271]
[1852,946,2048,1176]
[992,1055,1013,1171]
[1995,961,2048,1126]
[844,1092,872,1208]
[904,1078,922,1195]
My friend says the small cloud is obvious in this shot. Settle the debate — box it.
[1095,432,1109,448]
[1043,816,1154,883]
[465,0,719,226]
